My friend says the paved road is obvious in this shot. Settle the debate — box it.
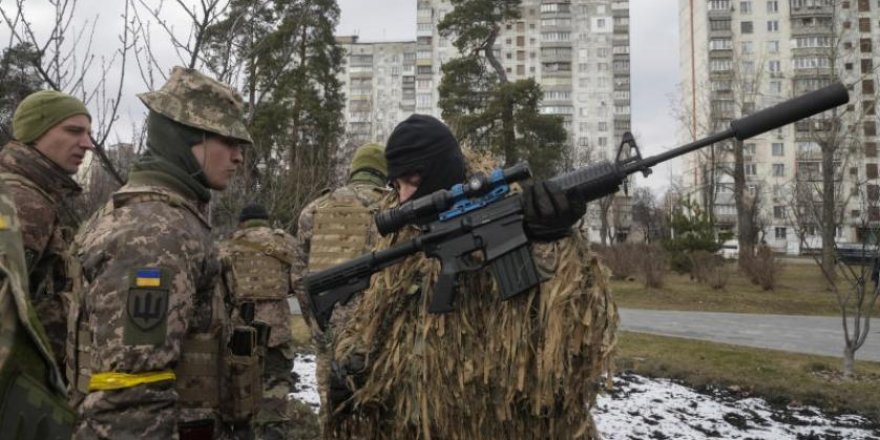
[620,308,880,362]
[290,298,880,361]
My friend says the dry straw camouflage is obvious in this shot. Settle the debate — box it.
[138,66,253,144]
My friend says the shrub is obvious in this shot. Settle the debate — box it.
[689,250,730,290]
[742,245,784,290]
[639,244,668,288]
[595,243,642,281]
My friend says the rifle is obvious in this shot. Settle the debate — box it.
[305,82,849,331]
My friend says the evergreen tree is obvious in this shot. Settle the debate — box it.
[0,43,43,145]
[438,0,567,178]
[201,0,344,231]
[663,199,723,273]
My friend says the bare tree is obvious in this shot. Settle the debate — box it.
[0,0,140,185]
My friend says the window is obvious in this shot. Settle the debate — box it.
[868,163,879,179]
[772,142,784,156]
[772,163,785,177]
[767,0,778,12]
[861,38,873,53]
[774,206,786,219]
[741,21,754,33]
[860,17,871,32]
[709,0,731,9]
[710,38,733,50]
[775,227,787,239]
[862,58,874,73]
[745,163,757,176]
[866,142,878,158]
[768,60,781,72]
[710,19,732,31]
[741,41,754,54]
[767,40,779,53]
[740,1,752,13]
[767,20,779,32]
[769,80,782,93]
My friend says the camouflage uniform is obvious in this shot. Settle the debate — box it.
[219,220,300,440]
[0,140,82,369]
[0,178,75,439]
[68,67,255,440]
[292,147,389,431]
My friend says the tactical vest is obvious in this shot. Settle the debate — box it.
[66,189,248,421]
[308,189,377,272]
[226,233,292,302]
[0,182,74,440]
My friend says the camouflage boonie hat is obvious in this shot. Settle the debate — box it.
[138,66,253,144]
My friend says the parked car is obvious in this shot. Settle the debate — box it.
[717,240,739,260]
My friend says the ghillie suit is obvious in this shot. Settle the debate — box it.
[328,153,619,439]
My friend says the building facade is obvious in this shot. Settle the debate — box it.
[679,0,879,253]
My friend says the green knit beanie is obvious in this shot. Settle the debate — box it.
[12,90,91,144]
[349,143,387,179]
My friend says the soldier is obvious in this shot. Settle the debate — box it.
[292,142,388,426]
[0,90,92,367]
[219,204,301,439]
[0,178,75,439]
[326,114,618,439]
[68,67,254,439]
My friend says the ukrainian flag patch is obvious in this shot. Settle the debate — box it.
[135,268,162,287]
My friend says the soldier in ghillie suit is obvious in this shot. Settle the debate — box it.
[219,204,317,439]
[292,142,389,429]
[68,67,256,439]
[326,114,619,439]
[0,90,92,368]
[0,178,75,439]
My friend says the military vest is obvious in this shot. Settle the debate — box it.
[0,181,74,440]
[67,188,232,417]
[225,228,293,302]
[308,184,387,272]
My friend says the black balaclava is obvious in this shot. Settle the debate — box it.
[129,111,212,203]
[385,114,466,201]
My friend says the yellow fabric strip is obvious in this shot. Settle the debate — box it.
[88,370,176,391]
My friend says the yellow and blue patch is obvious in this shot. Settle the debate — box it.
[135,268,162,287]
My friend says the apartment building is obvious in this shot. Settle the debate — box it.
[679,0,879,252]
[336,36,418,147]
[415,0,632,241]
[416,0,631,168]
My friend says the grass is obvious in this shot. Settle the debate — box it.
[617,331,880,421]
[610,261,873,316]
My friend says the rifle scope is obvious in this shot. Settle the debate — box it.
[376,162,531,235]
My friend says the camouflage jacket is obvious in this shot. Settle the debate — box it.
[219,222,296,349]
[0,141,82,369]
[292,180,388,338]
[0,178,74,438]
[71,175,229,439]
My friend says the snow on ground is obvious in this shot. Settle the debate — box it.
[290,354,879,439]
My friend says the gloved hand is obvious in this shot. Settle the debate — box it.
[327,353,367,414]
[522,180,586,242]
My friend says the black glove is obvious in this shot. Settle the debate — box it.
[522,180,586,242]
[327,353,367,414]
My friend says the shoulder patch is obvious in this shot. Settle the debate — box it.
[124,267,170,346]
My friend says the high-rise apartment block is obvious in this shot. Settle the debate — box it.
[336,1,632,240]
[336,36,418,146]
[416,0,631,167]
[679,0,879,252]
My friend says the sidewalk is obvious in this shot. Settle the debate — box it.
[620,308,880,362]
